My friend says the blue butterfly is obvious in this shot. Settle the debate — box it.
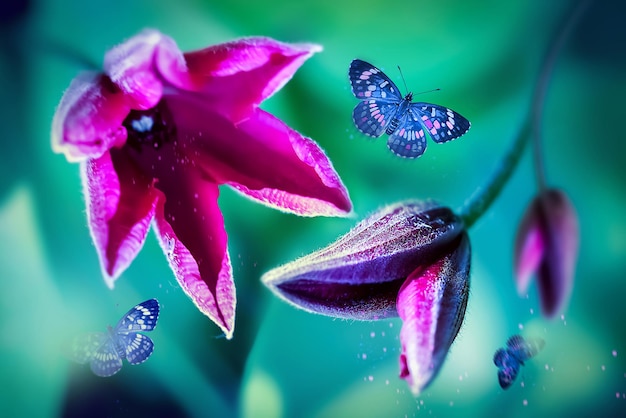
[349,59,471,158]
[493,335,545,389]
[70,299,160,377]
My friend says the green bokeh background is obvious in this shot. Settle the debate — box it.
[1,0,625,417]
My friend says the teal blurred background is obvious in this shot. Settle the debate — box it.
[1,0,625,416]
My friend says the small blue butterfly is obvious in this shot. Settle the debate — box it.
[493,335,545,389]
[70,299,160,377]
[349,59,471,158]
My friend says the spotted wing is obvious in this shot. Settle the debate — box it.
[410,103,470,144]
[349,59,403,137]
[115,298,160,333]
[69,332,109,364]
[497,365,519,390]
[69,331,123,376]
[493,348,520,389]
[386,110,428,158]
[506,335,545,362]
[117,332,155,365]
[352,99,398,137]
[88,337,124,377]
[349,59,403,102]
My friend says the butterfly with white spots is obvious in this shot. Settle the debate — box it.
[493,334,545,389]
[70,299,160,377]
[349,59,471,158]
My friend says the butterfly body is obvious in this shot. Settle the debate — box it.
[70,299,160,377]
[349,59,470,158]
[384,92,413,135]
[493,335,545,389]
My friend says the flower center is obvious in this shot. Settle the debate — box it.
[123,101,176,151]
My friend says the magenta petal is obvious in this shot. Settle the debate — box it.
[81,150,159,287]
[537,189,579,318]
[514,207,546,295]
[103,29,177,110]
[52,73,130,162]
[514,189,579,318]
[164,94,351,216]
[151,176,235,338]
[179,37,322,121]
[397,234,470,395]
[229,110,351,216]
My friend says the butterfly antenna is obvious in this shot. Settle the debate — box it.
[397,65,409,93]
[413,88,441,96]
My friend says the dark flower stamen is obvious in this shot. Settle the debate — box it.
[124,101,176,152]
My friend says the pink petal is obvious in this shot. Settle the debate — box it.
[52,73,130,162]
[397,234,470,395]
[164,93,351,216]
[514,205,546,295]
[537,189,579,318]
[514,189,579,318]
[81,150,159,287]
[169,37,321,122]
[104,29,180,110]
[151,173,236,339]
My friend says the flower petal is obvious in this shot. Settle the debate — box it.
[536,189,579,318]
[151,173,236,339]
[514,201,546,295]
[262,201,464,319]
[163,93,351,216]
[81,150,159,287]
[171,37,321,121]
[52,73,129,162]
[398,233,471,395]
[228,110,351,216]
[104,29,179,110]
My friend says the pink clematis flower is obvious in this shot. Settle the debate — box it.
[51,30,352,339]
[514,188,579,318]
[262,201,470,394]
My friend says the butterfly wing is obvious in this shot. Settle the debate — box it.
[493,348,520,389]
[506,335,545,362]
[410,103,470,144]
[113,299,159,367]
[115,298,160,333]
[386,110,428,158]
[349,59,403,138]
[89,337,124,377]
[349,59,403,101]
[117,332,155,365]
[69,332,109,364]
[497,365,519,390]
[352,100,399,137]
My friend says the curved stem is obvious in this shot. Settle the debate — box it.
[458,115,531,229]
[532,0,590,191]
[33,35,100,71]
[458,0,588,229]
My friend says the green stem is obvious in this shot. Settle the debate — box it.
[458,115,531,229]
[531,0,589,191]
[33,35,100,71]
[458,0,588,229]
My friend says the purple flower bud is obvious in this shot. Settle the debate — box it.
[263,201,464,318]
[262,200,471,394]
[514,189,579,318]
